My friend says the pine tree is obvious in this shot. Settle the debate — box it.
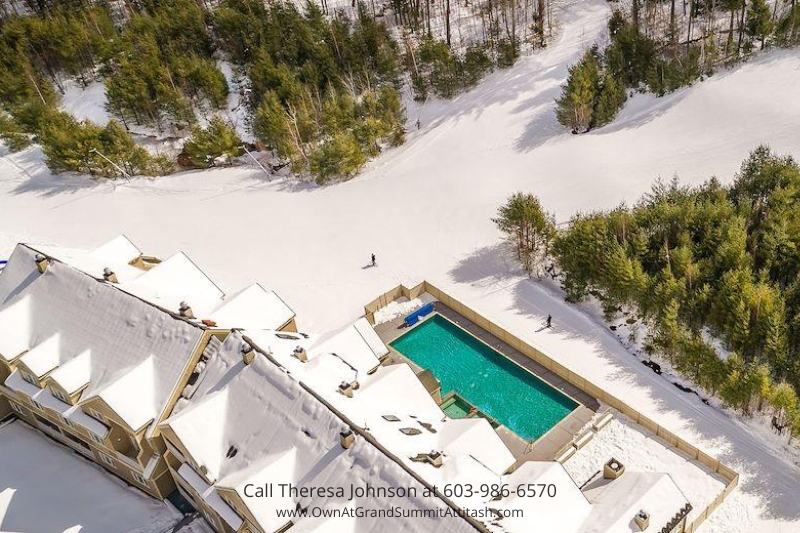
[593,72,627,128]
[308,132,366,183]
[746,0,775,49]
[555,51,600,133]
[493,193,557,277]
[181,117,242,168]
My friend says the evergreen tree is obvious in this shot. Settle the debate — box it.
[308,132,366,183]
[493,193,557,277]
[746,0,775,49]
[555,51,600,133]
[181,117,242,168]
[593,72,627,128]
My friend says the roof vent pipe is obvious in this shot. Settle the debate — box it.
[179,301,195,319]
[340,429,355,449]
[103,267,118,283]
[634,510,650,531]
[338,381,354,398]
[241,342,256,365]
[293,346,308,362]
[34,254,49,274]
[604,458,625,480]
[427,450,443,468]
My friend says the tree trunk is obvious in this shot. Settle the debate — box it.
[446,0,451,46]
[738,2,746,52]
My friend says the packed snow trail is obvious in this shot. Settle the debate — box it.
[2,0,800,530]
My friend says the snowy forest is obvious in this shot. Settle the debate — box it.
[0,0,557,181]
[556,0,800,132]
[495,147,800,442]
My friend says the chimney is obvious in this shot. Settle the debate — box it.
[293,345,308,362]
[338,381,354,398]
[35,254,49,274]
[604,458,625,480]
[179,301,195,319]
[339,429,355,449]
[634,510,650,531]
[103,267,118,283]
[241,342,256,365]
[427,450,443,468]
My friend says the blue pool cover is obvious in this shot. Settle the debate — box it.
[404,302,435,326]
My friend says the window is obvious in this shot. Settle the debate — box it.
[98,452,116,467]
[63,431,91,451]
[20,371,38,385]
[51,387,70,404]
[201,509,220,530]
[9,402,25,415]
[87,407,106,422]
[55,412,74,429]
[131,471,148,486]
[89,432,105,445]
[30,399,43,410]
[34,414,60,434]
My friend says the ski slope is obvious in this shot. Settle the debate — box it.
[1,0,800,531]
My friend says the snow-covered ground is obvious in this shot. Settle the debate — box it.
[563,416,727,527]
[2,0,800,530]
[0,420,181,533]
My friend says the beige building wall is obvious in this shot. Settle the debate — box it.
[0,327,223,501]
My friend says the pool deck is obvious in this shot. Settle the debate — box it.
[374,301,600,460]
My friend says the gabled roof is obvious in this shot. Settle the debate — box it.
[0,295,32,362]
[581,471,690,533]
[120,252,225,317]
[218,449,298,531]
[492,461,592,533]
[94,355,158,432]
[0,243,206,437]
[34,235,144,283]
[209,284,295,330]
[18,334,62,378]
[47,349,91,395]
[5,369,109,438]
[310,318,387,374]
[162,332,479,533]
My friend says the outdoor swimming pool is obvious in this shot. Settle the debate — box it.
[391,314,578,441]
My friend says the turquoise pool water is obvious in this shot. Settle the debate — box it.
[391,314,578,441]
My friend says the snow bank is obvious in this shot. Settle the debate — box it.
[0,421,180,532]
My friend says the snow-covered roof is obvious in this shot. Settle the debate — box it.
[0,295,32,362]
[34,235,144,283]
[94,355,158,432]
[17,333,62,378]
[310,318,387,374]
[245,324,518,512]
[493,461,592,533]
[581,472,690,533]
[5,370,110,438]
[47,349,92,395]
[209,284,295,330]
[120,252,225,317]
[163,331,479,533]
[177,463,244,531]
[0,243,206,436]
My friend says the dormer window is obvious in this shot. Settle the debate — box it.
[51,387,70,404]
[87,407,106,423]
[21,371,38,386]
